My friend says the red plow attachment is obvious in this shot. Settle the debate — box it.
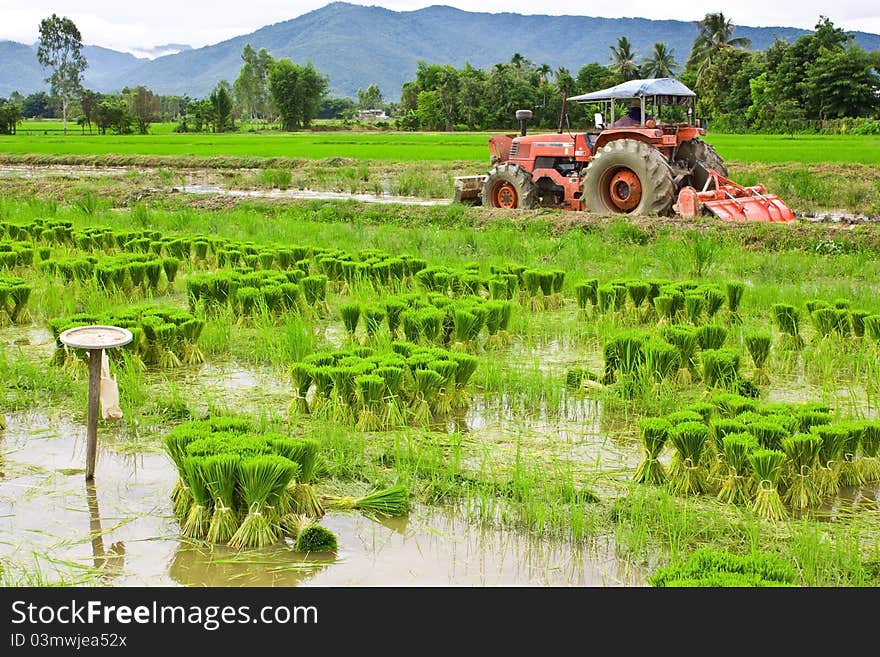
[674,169,796,223]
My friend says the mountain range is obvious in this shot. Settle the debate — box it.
[2,2,879,101]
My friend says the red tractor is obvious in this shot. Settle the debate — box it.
[455,77,794,222]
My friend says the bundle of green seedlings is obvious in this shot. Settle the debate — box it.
[162,416,339,550]
[317,247,427,292]
[186,268,307,318]
[0,241,36,272]
[517,267,565,311]
[36,256,95,284]
[44,252,180,295]
[48,304,205,368]
[641,396,880,513]
[369,292,514,351]
[290,341,479,429]
[1,218,74,245]
[0,276,32,323]
[648,548,797,587]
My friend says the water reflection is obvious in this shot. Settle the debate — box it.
[86,481,126,579]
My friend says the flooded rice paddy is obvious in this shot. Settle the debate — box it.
[0,409,643,586]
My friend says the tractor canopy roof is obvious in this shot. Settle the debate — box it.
[567,77,696,103]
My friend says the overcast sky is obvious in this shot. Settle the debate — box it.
[1,1,878,57]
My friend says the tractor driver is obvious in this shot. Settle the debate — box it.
[612,99,647,127]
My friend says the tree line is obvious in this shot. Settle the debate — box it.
[392,14,880,134]
[2,12,878,136]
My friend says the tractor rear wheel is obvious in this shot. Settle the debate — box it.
[677,138,728,190]
[582,139,674,216]
[481,163,537,209]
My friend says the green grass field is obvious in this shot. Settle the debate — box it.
[5,120,880,165]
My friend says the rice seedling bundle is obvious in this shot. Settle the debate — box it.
[795,409,832,433]
[385,298,407,337]
[449,351,478,409]
[863,315,880,340]
[0,276,31,322]
[750,419,790,451]
[811,424,848,497]
[401,309,423,342]
[744,331,772,384]
[410,368,443,426]
[634,418,671,485]
[180,457,213,539]
[666,410,705,426]
[203,454,242,544]
[716,432,758,505]
[229,455,299,549]
[701,286,725,319]
[602,331,647,383]
[668,421,709,496]
[836,421,865,487]
[859,422,880,482]
[355,374,385,431]
[364,306,386,338]
[685,293,704,325]
[771,304,803,348]
[339,302,361,337]
[648,548,796,587]
[612,284,628,311]
[686,402,715,424]
[748,449,787,521]
[302,275,328,306]
[725,281,745,319]
[626,281,650,309]
[642,337,680,381]
[848,310,869,338]
[805,299,829,314]
[781,434,822,510]
[420,307,446,343]
[289,362,313,415]
[294,523,338,553]
[651,294,674,322]
[695,324,727,351]
[660,324,698,379]
[811,307,838,338]
[701,348,740,389]
[322,483,410,517]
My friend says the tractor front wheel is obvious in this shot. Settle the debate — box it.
[481,163,537,209]
[582,139,674,216]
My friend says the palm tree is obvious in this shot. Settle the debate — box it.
[537,63,553,85]
[687,12,751,81]
[609,36,640,81]
[642,43,679,78]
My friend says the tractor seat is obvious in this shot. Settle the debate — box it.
[584,133,599,155]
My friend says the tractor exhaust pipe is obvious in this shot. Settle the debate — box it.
[516,109,533,136]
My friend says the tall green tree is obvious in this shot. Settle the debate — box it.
[356,84,383,110]
[79,89,99,134]
[609,37,640,81]
[210,81,234,132]
[268,59,329,130]
[686,12,751,83]
[642,43,679,78]
[125,86,159,134]
[233,44,274,120]
[36,14,88,134]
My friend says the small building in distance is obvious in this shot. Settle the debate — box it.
[358,108,390,121]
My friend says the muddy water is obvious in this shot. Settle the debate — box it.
[175,184,452,207]
[0,411,644,587]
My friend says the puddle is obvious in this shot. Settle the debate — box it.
[0,164,135,179]
[0,411,645,586]
[174,184,451,207]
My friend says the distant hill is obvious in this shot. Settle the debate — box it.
[0,42,146,97]
[3,3,879,101]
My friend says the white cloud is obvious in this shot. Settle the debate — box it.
[0,1,877,55]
